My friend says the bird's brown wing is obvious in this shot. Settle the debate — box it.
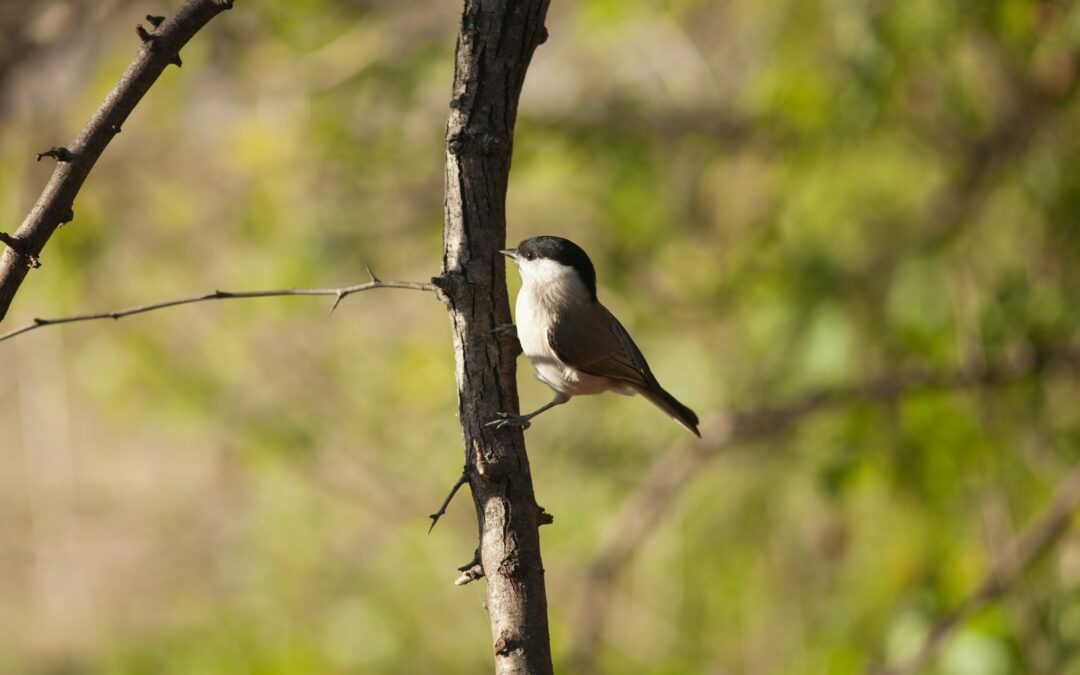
[551,302,702,436]
[548,303,656,388]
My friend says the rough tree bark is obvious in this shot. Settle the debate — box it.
[432,1,553,673]
[0,0,232,322]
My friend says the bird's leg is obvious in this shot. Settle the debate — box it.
[486,392,570,430]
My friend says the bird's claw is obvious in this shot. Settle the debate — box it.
[492,324,518,338]
[485,412,531,430]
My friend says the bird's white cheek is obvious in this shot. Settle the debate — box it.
[519,259,578,289]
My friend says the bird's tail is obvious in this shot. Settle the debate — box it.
[639,384,701,437]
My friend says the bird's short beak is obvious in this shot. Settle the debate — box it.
[499,248,518,259]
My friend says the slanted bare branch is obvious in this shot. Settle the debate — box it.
[0,0,234,322]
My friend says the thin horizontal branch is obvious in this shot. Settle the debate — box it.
[0,278,435,344]
[0,0,234,323]
[875,462,1080,675]
[568,343,1080,672]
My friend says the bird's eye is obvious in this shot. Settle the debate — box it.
[524,252,534,260]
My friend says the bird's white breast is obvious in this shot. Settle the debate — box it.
[515,286,559,378]
[514,262,612,396]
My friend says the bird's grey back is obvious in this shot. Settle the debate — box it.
[548,301,657,389]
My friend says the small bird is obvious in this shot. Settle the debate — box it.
[490,235,700,437]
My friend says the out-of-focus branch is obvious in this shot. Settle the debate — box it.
[568,344,1080,671]
[0,275,435,344]
[0,0,234,323]
[920,46,1080,247]
[527,106,769,148]
[874,463,1080,675]
[857,47,1080,292]
[0,2,124,100]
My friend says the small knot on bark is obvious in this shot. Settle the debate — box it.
[0,232,26,253]
[36,147,73,163]
[135,22,181,65]
[0,232,41,268]
[537,25,549,45]
[474,442,503,479]
[447,129,511,157]
[498,551,521,579]
[430,273,461,304]
[494,631,521,657]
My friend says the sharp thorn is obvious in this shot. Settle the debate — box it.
[329,293,346,315]
[429,471,468,533]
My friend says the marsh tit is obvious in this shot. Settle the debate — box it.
[490,236,700,437]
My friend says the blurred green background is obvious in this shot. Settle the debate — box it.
[2,0,1080,673]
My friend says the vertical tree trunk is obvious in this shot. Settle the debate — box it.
[434,1,553,673]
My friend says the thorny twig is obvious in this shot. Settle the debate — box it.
[0,278,436,344]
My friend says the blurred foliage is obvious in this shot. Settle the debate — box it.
[1,0,1080,673]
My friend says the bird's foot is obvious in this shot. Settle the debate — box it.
[485,412,532,430]
[491,324,517,338]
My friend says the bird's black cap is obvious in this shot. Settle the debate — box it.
[513,236,597,301]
